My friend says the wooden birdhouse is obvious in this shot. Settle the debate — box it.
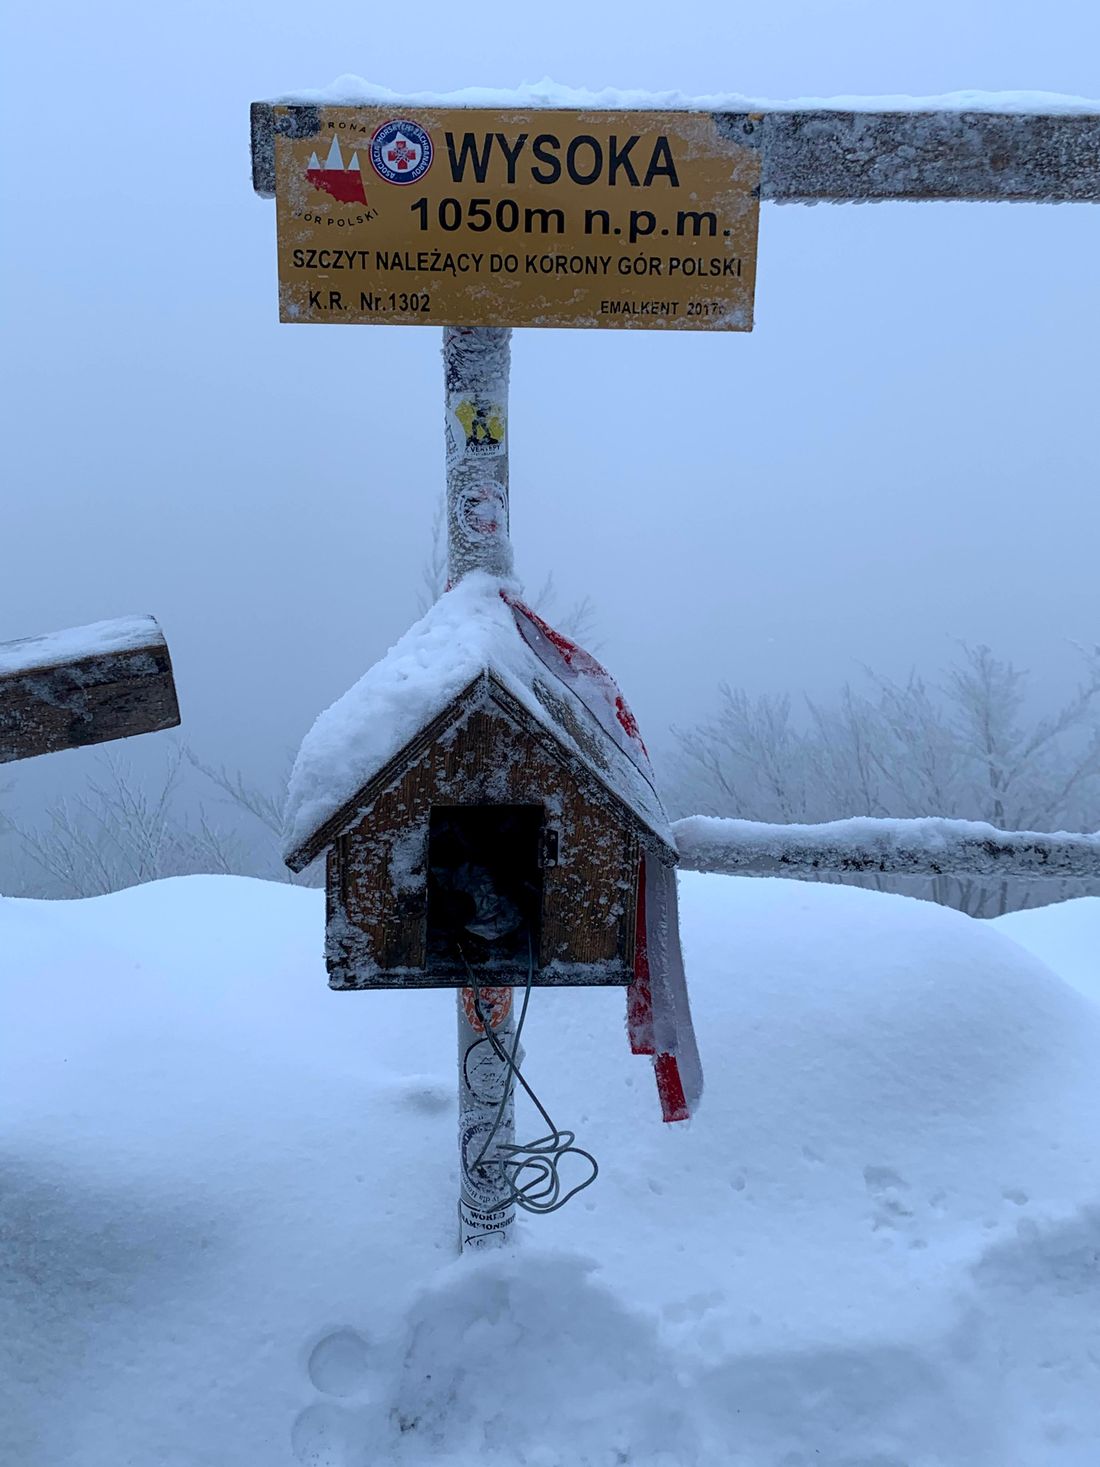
[283,575,677,990]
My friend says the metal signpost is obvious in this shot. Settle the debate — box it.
[251,94,1099,1251]
[443,322,520,1246]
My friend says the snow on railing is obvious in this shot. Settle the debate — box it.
[673,816,1100,881]
[0,615,180,765]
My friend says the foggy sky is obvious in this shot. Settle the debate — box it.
[2,0,1098,816]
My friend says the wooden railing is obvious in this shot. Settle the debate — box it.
[673,815,1100,881]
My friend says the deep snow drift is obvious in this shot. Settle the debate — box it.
[3,874,1099,1466]
[997,896,1100,1006]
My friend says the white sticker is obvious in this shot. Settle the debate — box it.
[455,482,508,540]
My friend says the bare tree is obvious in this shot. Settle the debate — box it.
[415,493,449,616]
[7,746,240,898]
[667,643,1100,916]
[673,688,813,822]
[417,491,602,646]
[184,748,324,887]
[2,743,326,899]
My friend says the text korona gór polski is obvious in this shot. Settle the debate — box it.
[291,250,744,280]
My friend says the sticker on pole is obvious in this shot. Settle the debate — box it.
[461,985,512,1033]
[272,106,761,331]
[446,394,506,465]
[455,483,508,540]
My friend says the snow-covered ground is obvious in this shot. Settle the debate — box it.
[996,897,1100,1007]
[3,873,1099,1466]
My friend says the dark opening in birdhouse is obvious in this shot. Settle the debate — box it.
[427,805,544,974]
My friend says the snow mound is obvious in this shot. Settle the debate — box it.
[996,896,1100,1006]
[3,874,1099,1464]
[387,1250,697,1464]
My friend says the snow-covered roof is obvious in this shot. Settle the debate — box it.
[267,77,1100,116]
[284,573,672,865]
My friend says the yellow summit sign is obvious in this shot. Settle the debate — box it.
[273,107,762,331]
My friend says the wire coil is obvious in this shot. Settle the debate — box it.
[464,939,598,1216]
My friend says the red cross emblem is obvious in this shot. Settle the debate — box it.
[386,137,419,171]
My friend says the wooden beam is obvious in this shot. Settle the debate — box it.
[673,815,1100,881]
[250,102,1100,202]
[756,110,1100,202]
[0,615,181,764]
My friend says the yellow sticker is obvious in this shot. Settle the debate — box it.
[446,394,506,464]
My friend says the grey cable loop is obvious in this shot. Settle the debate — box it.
[463,935,599,1216]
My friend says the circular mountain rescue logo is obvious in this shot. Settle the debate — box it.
[370,119,433,184]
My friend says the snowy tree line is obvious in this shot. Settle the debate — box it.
[2,639,1097,915]
[664,643,1100,916]
[0,745,320,898]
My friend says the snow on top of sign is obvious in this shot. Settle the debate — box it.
[270,75,1100,115]
[283,572,670,861]
[0,615,163,677]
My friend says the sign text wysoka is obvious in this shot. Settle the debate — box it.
[273,107,762,331]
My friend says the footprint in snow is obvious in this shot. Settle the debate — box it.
[308,1328,372,1397]
[863,1164,917,1236]
[397,1077,451,1114]
[291,1403,363,1466]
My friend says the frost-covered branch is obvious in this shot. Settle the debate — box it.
[2,744,321,898]
[665,642,1100,914]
